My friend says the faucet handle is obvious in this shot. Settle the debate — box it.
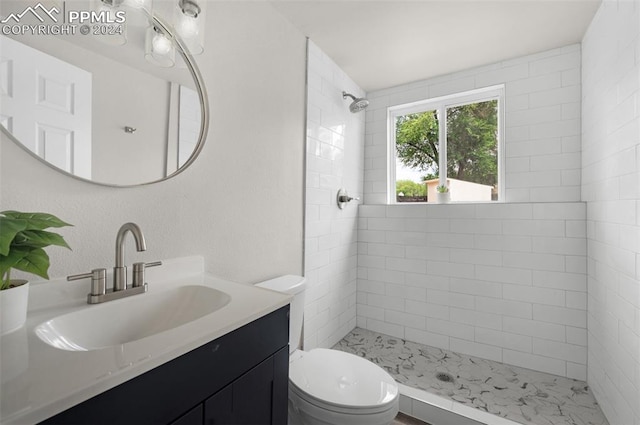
[132,261,162,288]
[67,268,107,296]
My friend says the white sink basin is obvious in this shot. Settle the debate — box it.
[34,285,231,351]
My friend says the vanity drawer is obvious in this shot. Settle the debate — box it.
[40,305,289,425]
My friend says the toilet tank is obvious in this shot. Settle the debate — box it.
[255,275,305,354]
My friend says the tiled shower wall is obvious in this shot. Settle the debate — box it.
[357,202,587,380]
[582,1,640,424]
[304,40,365,350]
[356,45,588,380]
[364,44,582,204]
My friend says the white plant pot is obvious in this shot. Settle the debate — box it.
[436,192,450,204]
[0,280,30,335]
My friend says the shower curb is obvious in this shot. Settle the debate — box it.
[398,383,520,425]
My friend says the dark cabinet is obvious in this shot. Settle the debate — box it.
[171,405,204,425]
[204,346,289,425]
[173,348,288,425]
[41,306,289,425]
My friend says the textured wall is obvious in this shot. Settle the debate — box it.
[582,1,640,424]
[304,41,365,350]
[0,2,306,285]
[364,44,582,204]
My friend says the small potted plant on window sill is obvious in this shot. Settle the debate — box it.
[436,185,450,204]
[0,211,72,335]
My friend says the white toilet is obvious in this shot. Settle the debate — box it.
[256,275,399,425]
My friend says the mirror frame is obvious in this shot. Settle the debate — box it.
[0,13,210,188]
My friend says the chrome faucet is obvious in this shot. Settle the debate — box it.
[114,222,147,291]
[67,222,161,304]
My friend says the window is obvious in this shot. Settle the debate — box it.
[388,86,504,203]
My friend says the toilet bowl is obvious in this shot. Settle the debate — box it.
[288,348,399,425]
[255,276,399,425]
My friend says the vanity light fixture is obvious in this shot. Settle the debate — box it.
[175,0,205,55]
[93,0,205,67]
[145,25,175,68]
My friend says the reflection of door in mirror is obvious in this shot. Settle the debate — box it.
[0,30,203,186]
[1,36,92,179]
[178,86,200,168]
[165,83,200,174]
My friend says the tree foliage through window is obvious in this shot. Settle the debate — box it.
[396,180,427,197]
[395,100,498,187]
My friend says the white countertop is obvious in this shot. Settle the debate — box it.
[0,256,291,425]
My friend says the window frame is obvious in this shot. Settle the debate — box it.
[387,85,505,204]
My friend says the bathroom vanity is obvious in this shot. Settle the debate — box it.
[0,257,291,425]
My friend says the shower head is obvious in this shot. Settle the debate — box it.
[342,91,369,113]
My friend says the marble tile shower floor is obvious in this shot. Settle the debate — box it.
[334,328,609,425]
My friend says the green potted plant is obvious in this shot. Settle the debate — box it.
[0,211,72,335]
[436,185,450,204]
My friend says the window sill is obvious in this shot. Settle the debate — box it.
[388,200,504,205]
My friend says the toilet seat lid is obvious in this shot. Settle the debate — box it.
[289,349,398,409]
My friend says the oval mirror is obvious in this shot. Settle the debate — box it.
[0,0,209,187]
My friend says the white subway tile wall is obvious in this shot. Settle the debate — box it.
[357,202,588,380]
[582,1,640,424]
[363,44,582,204]
[304,41,365,350]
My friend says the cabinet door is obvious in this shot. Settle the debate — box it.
[205,357,273,425]
[170,404,203,425]
[203,385,233,425]
[205,347,288,425]
[231,354,274,424]
[271,347,289,425]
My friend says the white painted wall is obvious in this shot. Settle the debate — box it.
[90,55,169,184]
[304,41,365,350]
[0,2,306,285]
[582,1,640,424]
[91,64,169,185]
[364,45,582,205]
[425,179,492,203]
